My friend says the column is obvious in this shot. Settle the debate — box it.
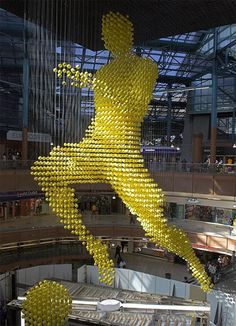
[192,133,203,163]
[167,84,172,146]
[22,19,29,162]
[210,28,218,164]
[128,241,134,253]
[11,201,16,218]
[232,77,236,145]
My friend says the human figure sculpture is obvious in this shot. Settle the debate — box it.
[32,12,212,291]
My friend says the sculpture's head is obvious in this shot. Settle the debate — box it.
[102,12,134,57]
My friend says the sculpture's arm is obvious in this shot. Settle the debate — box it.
[53,62,95,89]
[53,60,157,108]
[53,62,123,106]
[54,62,117,95]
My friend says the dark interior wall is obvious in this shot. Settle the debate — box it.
[182,114,210,162]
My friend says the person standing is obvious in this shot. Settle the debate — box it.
[115,245,121,258]
[119,259,126,268]
[121,241,126,253]
[129,212,135,224]
[231,251,235,267]
[91,203,97,216]
[181,158,187,171]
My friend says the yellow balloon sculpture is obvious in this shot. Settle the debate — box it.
[32,12,212,291]
[22,280,72,325]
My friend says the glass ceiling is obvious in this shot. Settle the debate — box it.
[1,7,236,123]
[63,31,212,118]
[160,32,204,44]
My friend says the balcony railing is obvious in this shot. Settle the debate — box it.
[0,160,34,169]
[146,162,236,174]
[1,160,236,175]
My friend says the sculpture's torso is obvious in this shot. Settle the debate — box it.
[93,54,158,128]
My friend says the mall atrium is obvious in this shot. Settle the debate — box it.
[1,0,236,325]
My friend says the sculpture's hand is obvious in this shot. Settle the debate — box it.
[53,62,123,106]
[53,62,95,88]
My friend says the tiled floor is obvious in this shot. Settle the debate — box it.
[111,251,192,282]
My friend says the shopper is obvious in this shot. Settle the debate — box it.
[115,245,121,258]
[181,158,187,171]
[117,254,122,267]
[129,212,135,224]
[231,251,235,266]
[119,259,126,268]
[121,241,126,253]
[91,203,97,215]
[117,254,126,268]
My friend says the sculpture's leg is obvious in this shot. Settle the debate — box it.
[108,161,212,291]
[31,145,115,285]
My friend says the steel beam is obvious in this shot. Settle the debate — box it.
[210,28,218,164]
[167,84,172,145]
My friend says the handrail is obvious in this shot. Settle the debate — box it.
[1,160,236,175]
[0,160,34,169]
[0,236,82,251]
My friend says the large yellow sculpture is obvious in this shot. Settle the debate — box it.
[32,12,212,291]
[22,280,72,325]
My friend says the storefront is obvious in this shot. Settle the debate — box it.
[0,191,50,220]
[165,196,236,226]
[0,191,125,221]
[184,204,236,225]
[76,194,125,215]
[164,202,185,219]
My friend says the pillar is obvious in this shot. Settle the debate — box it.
[210,28,218,164]
[22,20,29,162]
[20,200,29,216]
[128,241,134,253]
[232,77,236,144]
[11,202,16,218]
[167,85,172,146]
[22,127,28,162]
[192,133,203,163]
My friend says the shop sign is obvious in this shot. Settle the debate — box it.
[16,191,42,198]
[7,130,52,143]
[141,146,177,153]
[192,243,229,255]
[0,191,44,202]
[192,243,213,250]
